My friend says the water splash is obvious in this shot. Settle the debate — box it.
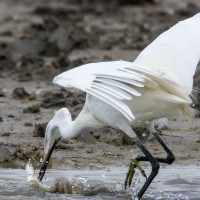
[71,176,87,194]
[0,165,199,199]
[128,170,141,200]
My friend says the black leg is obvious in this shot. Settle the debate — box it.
[136,131,175,164]
[125,131,175,198]
[136,156,173,164]
[152,131,175,164]
[125,131,175,199]
[133,138,160,200]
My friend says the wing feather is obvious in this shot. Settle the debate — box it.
[133,13,200,94]
[96,74,144,88]
[95,78,141,96]
[92,82,132,100]
[86,88,135,121]
[129,67,191,102]
[91,84,123,100]
[53,13,200,120]
[53,61,147,121]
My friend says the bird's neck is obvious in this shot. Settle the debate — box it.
[61,106,104,139]
[62,119,84,139]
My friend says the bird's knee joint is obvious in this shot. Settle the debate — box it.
[136,155,142,160]
[167,154,175,164]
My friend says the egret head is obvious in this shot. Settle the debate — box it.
[38,108,72,181]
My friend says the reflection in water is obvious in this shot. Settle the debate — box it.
[0,165,200,200]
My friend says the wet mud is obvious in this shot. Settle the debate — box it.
[0,0,200,199]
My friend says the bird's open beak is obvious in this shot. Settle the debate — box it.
[37,139,59,182]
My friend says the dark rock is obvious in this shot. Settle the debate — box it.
[43,17,60,32]
[32,146,38,151]
[13,16,89,58]
[52,55,71,71]
[8,114,15,118]
[16,55,45,81]
[23,104,41,113]
[80,0,158,15]
[17,55,44,72]
[0,144,17,163]
[33,123,48,137]
[24,122,33,127]
[16,55,58,81]
[0,132,10,137]
[12,87,30,100]
[41,92,66,108]
[0,88,5,97]
[79,128,133,146]
[177,3,200,17]
[0,54,16,77]
[26,16,60,34]
[99,33,125,50]
[17,71,32,82]
[0,147,11,162]
[78,126,148,146]
[119,0,157,5]
[40,42,60,57]
[80,1,96,13]
[66,91,85,105]
[193,63,200,115]
[81,0,157,9]
[25,17,59,41]
[80,0,119,13]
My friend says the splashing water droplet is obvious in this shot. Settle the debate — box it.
[101,173,106,178]
[115,181,122,191]
[71,176,87,194]
[129,170,141,200]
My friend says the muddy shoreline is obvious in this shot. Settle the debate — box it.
[0,0,200,178]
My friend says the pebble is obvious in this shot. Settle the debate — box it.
[32,123,47,137]
[12,87,29,100]
[23,104,40,113]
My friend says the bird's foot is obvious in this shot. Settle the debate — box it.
[125,159,147,189]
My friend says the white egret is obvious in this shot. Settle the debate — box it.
[38,13,200,199]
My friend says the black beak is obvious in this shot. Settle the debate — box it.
[37,141,57,182]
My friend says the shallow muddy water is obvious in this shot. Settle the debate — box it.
[0,165,200,200]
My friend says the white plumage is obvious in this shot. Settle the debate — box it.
[39,13,200,199]
[53,14,200,125]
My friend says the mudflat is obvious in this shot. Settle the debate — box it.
[0,0,200,174]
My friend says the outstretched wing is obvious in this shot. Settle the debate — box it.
[53,14,200,121]
[53,61,159,121]
[134,13,200,95]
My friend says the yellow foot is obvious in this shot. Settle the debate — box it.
[125,159,147,189]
